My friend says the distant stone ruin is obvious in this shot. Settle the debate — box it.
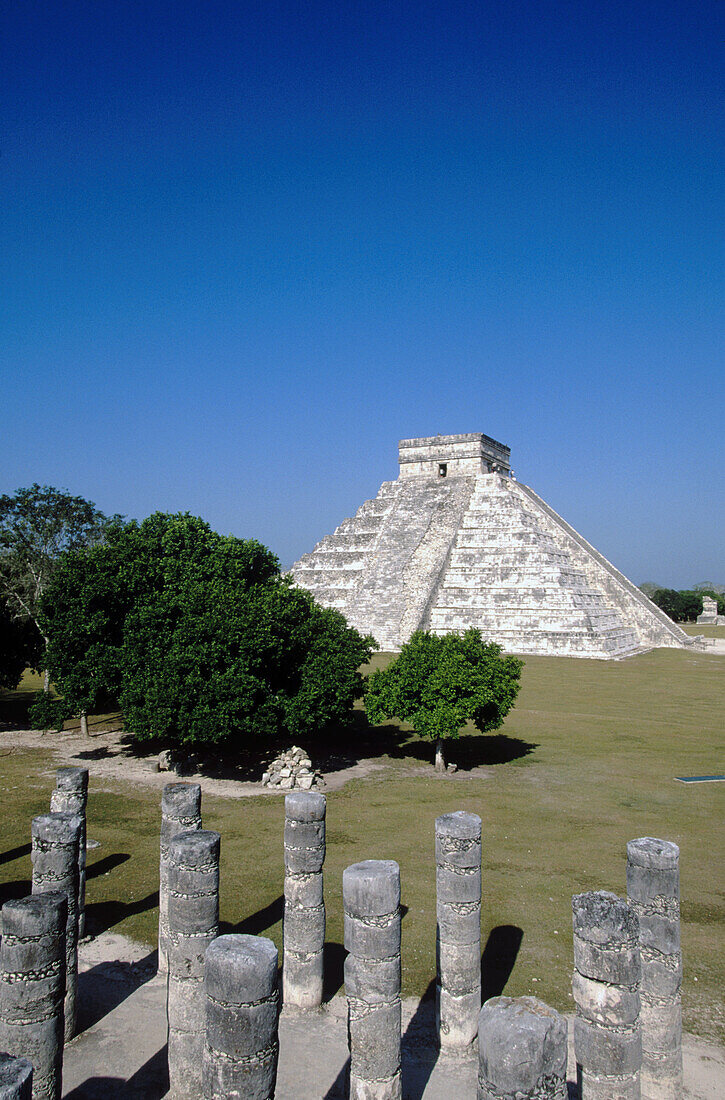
[291,433,694,658]
[697,595,725,625]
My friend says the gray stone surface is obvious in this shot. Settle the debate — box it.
[572,891,642,1100]
[202,934,279,1100]
[0,1053,33,1100]
[166,830,220,1099]
[627,837,683,1100]
[477,995,567,1100]
[290,433,693,656]
[0,893,66,1100]
[435,811,481,1050]
[343,860,402,1100]
[59,931,725,1099]
[283,791,326,1009]
[31,813,82,1043]
[158,784,202,975]
[51,766,88,938]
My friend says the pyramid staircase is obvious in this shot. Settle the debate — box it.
[290,436,693,658]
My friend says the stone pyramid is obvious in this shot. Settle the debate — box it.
[290,433,693,658]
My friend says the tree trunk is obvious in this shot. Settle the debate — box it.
[435,738,446,772]
[80,711,89,737]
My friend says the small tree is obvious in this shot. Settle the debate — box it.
[0,484,121,691]
[364,629,523,770]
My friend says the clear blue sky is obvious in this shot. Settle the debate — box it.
[2,1,722,585]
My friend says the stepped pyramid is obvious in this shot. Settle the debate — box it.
[290,433,693,658]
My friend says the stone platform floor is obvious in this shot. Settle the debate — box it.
[60,934,725,1099]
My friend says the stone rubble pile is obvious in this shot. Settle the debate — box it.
[261,746,321,790]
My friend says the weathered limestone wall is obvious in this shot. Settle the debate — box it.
[0,894,66,1100]
[435,811,481,1049]
[283,792,326,1009]
[202,934,279,1100]
[572,891,642,1100]
[291,432,690,658]
[627,838,683,1100]
[158,783,202,974]
[343,860,402,1100]
[0,1052,33,1099]
[31,813,82,1042]
[167,830,220,1099]
[477,996,567,1100]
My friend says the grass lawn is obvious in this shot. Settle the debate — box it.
[1,646,723,1042]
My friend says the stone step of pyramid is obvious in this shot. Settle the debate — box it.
[289,434,693,656]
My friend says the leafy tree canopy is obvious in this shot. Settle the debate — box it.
[0,484,122,686]
[0,600,42,691]
[37,512,375,745]
[364,629,523,769]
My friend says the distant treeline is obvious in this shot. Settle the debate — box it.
[639,583,724,623]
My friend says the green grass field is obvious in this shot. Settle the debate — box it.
[1,645,723,1042]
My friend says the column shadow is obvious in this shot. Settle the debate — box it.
[0,842,31,865]
[481,924,523,1001]
[63,1042,168,1098]
[401,978,438,1100]
[85,853,130,880]
[84,891,158,938]
[220,894,284,936]
[77,949,158,1032]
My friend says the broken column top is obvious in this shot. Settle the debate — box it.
[627,837,679,870]
[398,432,511,478]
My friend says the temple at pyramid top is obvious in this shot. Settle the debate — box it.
[291,432,693,658]
[398,433,511,478]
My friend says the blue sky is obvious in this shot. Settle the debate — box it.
[2,1,723,585]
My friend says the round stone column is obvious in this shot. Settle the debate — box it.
[158,782,202,973]
[0,893,66,1100]
[627,837,682,1100]
[167,830,220,1100]
[50,766,89,937]
[343,860,402,1100]
[31,813,82,1042]
[283,791,326,1009]
[572,890,642,1100]
[477,995,568,1100]
[435,811,482,1049]
[202,934,279,1100]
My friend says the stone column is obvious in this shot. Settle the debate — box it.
[202,934,279,1100]
[435,810,482,1049]
[50,766,89,937]
[572,891,642,1100]
[283,791,326,1009]
[627,838,682,1100]
[343,860,401,1100]
[477,995,568,1100]
[0,893,66,1100]
[0,1053,33,1100]
[159,782,202,973]
[167,830,220,1100]
[31,813,82,1042]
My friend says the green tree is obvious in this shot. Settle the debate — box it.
[38,512,375,747]
[0,484,122,692]
[364,629,523,770]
